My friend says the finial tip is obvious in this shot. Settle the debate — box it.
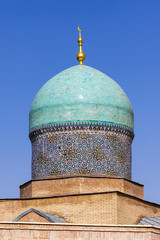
[76,26,85,65]
[78,26,82,32]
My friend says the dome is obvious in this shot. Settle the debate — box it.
[29,65,134,133]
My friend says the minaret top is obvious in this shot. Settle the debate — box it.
[76,26,86,65]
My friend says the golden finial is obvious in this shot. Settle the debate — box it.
[76,26,86,65]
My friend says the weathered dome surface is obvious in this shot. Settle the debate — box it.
[29,65,134,133]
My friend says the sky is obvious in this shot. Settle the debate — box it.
[0,0,160,203]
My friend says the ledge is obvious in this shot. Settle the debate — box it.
[19,175,144,188]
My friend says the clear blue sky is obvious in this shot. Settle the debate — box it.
[0,0,160,203]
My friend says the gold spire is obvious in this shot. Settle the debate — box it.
[76,26,86,65]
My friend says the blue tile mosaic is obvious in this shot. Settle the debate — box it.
[31,122,133,180]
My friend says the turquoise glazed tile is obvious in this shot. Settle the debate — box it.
[29,65,134,133]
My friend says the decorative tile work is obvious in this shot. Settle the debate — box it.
[29,121,134,141]
[29,65,134,132]
[31,123,133,180]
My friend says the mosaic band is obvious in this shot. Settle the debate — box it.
[29,121,134,141]
[31,122,133,180]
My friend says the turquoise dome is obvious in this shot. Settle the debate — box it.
[29,65,134,132]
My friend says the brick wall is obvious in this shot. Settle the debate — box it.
[0,192,118,224]
[0,223,159,240]
[0,191,160,225]
[20,176,144,199]
[117,192,160,225]
[20,181,32,198]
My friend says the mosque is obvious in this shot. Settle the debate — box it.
[0,28,160,239]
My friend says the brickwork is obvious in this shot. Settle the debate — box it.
[0,191,160,225]
[20,181,32,198]
[117,192,160,225]
[123,178,144,199]
[20,176,144,199]
[0,223,159,240]
[0,192,118,224]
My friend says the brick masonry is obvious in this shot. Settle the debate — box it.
[20,176,144,199]
[0,223,159,240]
[0,191,160,225]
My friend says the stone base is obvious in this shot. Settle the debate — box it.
[20,175,144,199]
